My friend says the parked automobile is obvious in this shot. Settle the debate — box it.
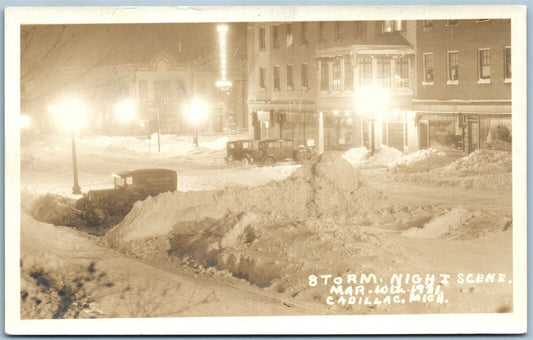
[225,140,260,166]
[76,168,177,225]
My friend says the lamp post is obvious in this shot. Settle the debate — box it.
[49,98,88,195]
[70,130,81,194]
[185,98,209,147]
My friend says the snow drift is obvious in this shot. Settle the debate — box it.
[105,152,391,247]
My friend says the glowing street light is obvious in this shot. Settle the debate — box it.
[114,99,136,122]
[48,98,88,194]
[20,114,32,129]
[354,85,390,155]
[185,98,209,147]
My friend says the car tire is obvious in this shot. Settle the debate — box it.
[263,156,276,166]
[242,157,250,167]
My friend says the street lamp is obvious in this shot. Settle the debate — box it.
[114,99,136,122]
[20,114,32,129]
[354,85,389,155]
[185,98,209,147]
[48,98,88,195]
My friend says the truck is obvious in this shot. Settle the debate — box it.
[75,168,177,226]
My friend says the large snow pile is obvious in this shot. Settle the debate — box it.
[389,148,452,173]
[402,207,511,239]
[390,149,512,191]
[343,146,404,168]
[105,152,391,247]
[433,149,512,175]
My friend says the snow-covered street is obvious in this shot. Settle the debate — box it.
[19,133,513,318]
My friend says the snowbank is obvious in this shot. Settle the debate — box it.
[433,149,512,176]
[389,148,450,173]
[402,207,512,239]
[105,152,391,247]
[343,146,404,168]
[388,149,512,192]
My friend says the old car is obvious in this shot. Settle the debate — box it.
[76,168,177,225]
[225,140,260,166]
[257,139,317,166]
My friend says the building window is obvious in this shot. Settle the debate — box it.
[423,53,434,83]
[447,51,459,84]
[377,57,391,88]
[287,64,294,88]
[423,20,433,29]
[395,56,409,88]
[300,22,308,45]
[383,20,404,33]
[332,60,341,91]
[301,63,309,88]
[272,25,280,48]
[286,23,293,47]
[335,22,343,40]
[353,21,363,39]
[344,57,353,91]
[138,79,148,100]
[446,20,458,26]
[320,61,329,91]
[478,48,491,83]
[259,27,266,50]
[504,46,511,82]
[318,22,325,42]
[259,67,266,89]
[358,56,372,86]
[273,66,280,90]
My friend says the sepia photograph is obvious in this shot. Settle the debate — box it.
[4,5,527,335]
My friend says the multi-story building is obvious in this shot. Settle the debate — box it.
[247,20,417,151]
[21,23,248,136]
[246,21,318,146]
[412,19,511,153]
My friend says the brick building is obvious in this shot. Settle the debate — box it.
[247,20,418,151]
[412,19,512,153]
